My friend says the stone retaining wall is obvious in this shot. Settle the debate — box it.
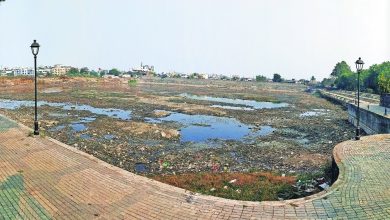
[380,93,390,108]
[348,103,390,134]
[319,91,349,108]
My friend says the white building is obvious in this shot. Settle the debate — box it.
[199,73,209,79]
[132,62,155,75]
[13,68,34,76]
[38,66,52,75]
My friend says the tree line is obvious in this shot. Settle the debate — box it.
[255,74,283,82]
[321,61,390,94]
[65,67,121,77]
[256,73,316,84]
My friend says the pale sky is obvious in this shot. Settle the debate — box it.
[0,0,389,80]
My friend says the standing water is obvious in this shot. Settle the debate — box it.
[180,93,288,110]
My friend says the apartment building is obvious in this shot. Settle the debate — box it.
[51,65,71,75]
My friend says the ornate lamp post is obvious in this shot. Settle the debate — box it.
[355,57,364,140]
[30,40,40,135]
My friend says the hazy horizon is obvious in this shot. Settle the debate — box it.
[0,0,389,80]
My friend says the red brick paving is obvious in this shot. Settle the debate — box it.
[1,115,390,219]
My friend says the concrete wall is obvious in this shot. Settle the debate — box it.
[380,94,390,108]
[320,91,349,108]
[348,104,390,134]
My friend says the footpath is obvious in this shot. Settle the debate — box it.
[320,90,389,118]
[1,114,390,219]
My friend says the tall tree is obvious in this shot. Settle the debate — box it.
[80,67,89,74]
[272,73,282,82]
[328,60,389,93]
[256,75,267,82]
[377,62,390,93]
[108,68,121,76]
[335,71,355,90]
[90,70,99,77]
[331,61,352,77]
[66,68,80,76]
[321,78,335,87]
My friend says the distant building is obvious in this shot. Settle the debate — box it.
[186,72,209,79]
[220,75,231,80]
[209,74,222,80]
[240,77,254,82]
[121,74,133,78]
[157,72,168,78]
[167,72,181,78]
[103,75,119,79]
[132,62,155,76]
[284,79,297,84]
[51,65,71,76]
[179,73,188,78]
[231,75,240,81]
[13,68,34,76]
[298,79,309,84]
[38,66,52,76]
[0,67,10,76]
[199,73,209,79]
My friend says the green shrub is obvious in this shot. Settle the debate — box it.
[128,79,137,87]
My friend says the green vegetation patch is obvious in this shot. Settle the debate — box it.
[0,116,18,131]
[0,174,51,219]
[151,172,296,201]
[128,79,138,87]
[323,60,390,94]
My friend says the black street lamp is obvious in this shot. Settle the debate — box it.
[355,57,364,140]
[30,40,40,135]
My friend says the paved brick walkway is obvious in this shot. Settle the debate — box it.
[1,114,390,219]
[321,90,389,118]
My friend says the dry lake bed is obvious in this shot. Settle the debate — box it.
[0,77,356,201]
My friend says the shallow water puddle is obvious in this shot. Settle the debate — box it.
[50,116,95,133]
[180,93,288,110]
[103,134,115,140]
[1,99,274,144]
[135,163,149,173]
[48,113,68,118]
[70,123,88,132]
[211,105,254,111]
[80,134,92,140]
[147,112,275,143]
[0,99,132,120]
[300,109,329,117]
[50,125,66,131]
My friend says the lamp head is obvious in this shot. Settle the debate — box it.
[30,40,40,56]
[355,57,364,71]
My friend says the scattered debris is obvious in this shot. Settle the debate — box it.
[229,179,237,184]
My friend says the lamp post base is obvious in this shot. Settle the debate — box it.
[355,127,360,140]
[34,121,39,136]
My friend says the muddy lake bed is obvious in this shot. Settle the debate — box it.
[0,77,356,200]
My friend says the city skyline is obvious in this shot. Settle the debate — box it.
[0,0,389,80]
